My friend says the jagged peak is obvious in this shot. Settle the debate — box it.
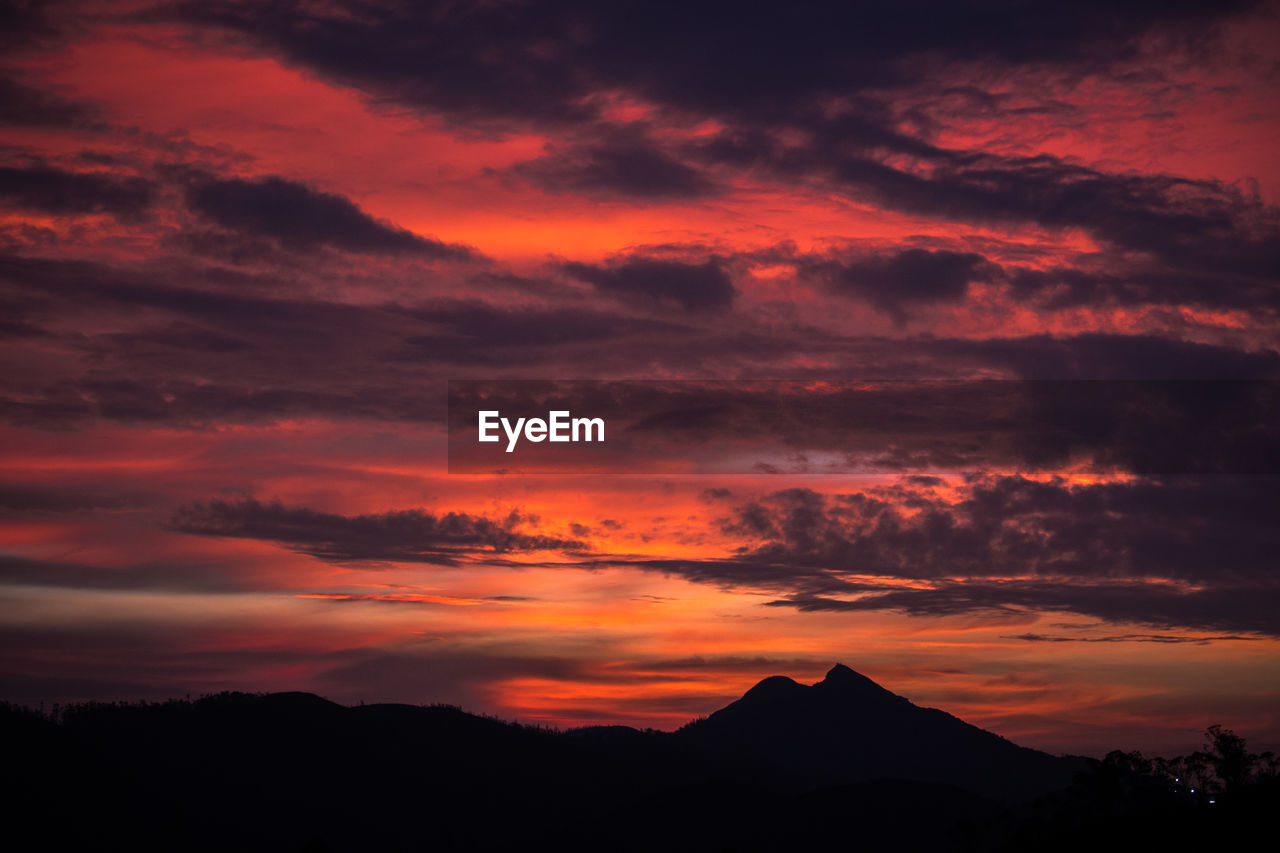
[824,663,860,681]
[815,664,898,698]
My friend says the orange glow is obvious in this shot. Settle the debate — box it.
[1,2,1277,761]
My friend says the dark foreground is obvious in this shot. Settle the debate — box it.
[4,665,1275,851]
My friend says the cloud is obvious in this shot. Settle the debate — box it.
[514,131,718,199]
[451,378,1280,475]
[564,257,736,312]
[765,579,1280,637]
[103,322,250,354]
[0,77,95,127]
[0,482,141,513]
[0,553,254,593]
[815,248,993,321]
[0,164,156,218]
[3,244,1277,432]
[185,175,474,258]
[171,1,1254,126]
[0,293,50,339]
[712,141,1280,286]
[933,334,1280,380]
[579,475,1280,635]
[164,1,1280,287]
[1002,632,1263,644]
[1004,261,1280,313]
[0,0,67,53]
[170,498,586,565]
[721,476,1280,584]
[800,242,1279,320]
[402,299,694,360]
[152,1,1280,296]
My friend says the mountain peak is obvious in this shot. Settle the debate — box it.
[823,663,860,681]
[683,663,1078,803]
[815,663,896,698]
[741,674,806,702]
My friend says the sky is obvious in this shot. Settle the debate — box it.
[1,0,1279,757]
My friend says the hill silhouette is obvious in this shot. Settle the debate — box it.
[3,664,1272,851]
[677,663,1078,800]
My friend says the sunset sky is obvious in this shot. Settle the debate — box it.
[2,0,1279,757]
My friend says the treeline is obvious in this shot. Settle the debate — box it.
[1099,724,1279,803]
[987,726,1279,852]
[2,692,1276,852]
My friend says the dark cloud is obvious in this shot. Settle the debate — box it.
[514,131,717,199]
[722,476,1280,585]
[3,247,1277,432]
[103,322,250,354]
[0,77,95,127]
[292,593,533,606]
[0,483,137,513]
[688,125,1280,301]
[0,316,46,338]
[160,1,1280,288]
[0,164,156,218]
[0,553,252,593]
[165,226,292,266]
[57,379,438,427]
[403,299,693,360]
[1005,263,1280,313]
[450,378,1280,475]
[0,294,48,338]
[816,248,993,321]
[785,237,1278,318]
[170,498,586,565]
[0,258,650,357]
[725,143,1280,288]
[0,0,66,52]
[170,1,1254,126]
[937,334,1280,380]
[185,175,474,259]
[0,254,460,428]
[564,257,735,312]
[765,579,1280,637]
[573,475,1280,635]
[0,253,732,426]
[1002,632,1262,644]
[0,253,386,331]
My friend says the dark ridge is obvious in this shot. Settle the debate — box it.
[739,673,807,701]
[565,724,646,738]
[817,661,896,693]
[3,666,1272,852]
[679,664,1073,802]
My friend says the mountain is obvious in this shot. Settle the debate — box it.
[677,663,1080,801]
[0,665,1089,851]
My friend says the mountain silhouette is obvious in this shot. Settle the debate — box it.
[6,663,1231,852]
[677,663,1079,800]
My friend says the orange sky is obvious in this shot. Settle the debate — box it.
[1,0,1278,758]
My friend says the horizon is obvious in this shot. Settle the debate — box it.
[5,659,1270,759]
[2,0,1279,764]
